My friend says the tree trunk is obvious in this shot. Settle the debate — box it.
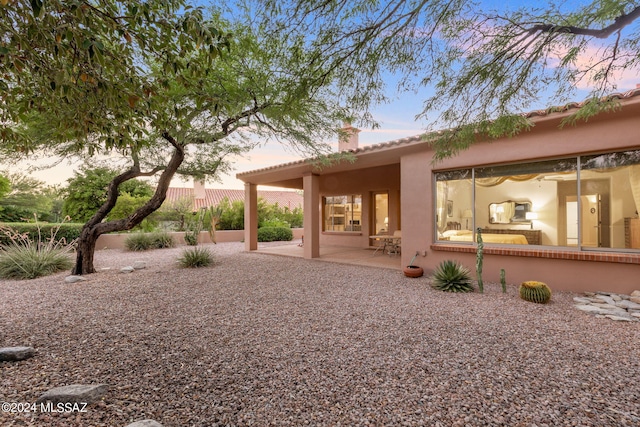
[72,225,99,275]
[71,137,185,275]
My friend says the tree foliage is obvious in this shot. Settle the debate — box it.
[258,0,640,158]
[1,1,351,273]
[0,171,61,222]
[62,167,153,223]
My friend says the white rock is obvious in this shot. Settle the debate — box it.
[630,297,640,304]
[616,300,640,310]
[611,294,622,302]
[604,315,636,322]
[631,290,640,297]
[120,266,135,273]
[573,297,593,304]
[65,275,87,283]
[630,312,640,318]
[125,420,164,427]
[132,261,147,270]
[575,305,610,314]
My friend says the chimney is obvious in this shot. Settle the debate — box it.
[338,122,360,152]
[194,179,206,199]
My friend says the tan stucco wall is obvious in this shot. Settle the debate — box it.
[96,229,303,250]
[319,164,401,249]
[397,107,640,295]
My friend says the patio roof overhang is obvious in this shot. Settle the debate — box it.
[237,134,427,189]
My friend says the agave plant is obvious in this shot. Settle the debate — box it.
[431,260,474,293]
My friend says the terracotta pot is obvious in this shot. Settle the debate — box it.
[403,265,424,278]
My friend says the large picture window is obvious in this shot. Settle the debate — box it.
[435,149,640,251]
[324,195,362,232]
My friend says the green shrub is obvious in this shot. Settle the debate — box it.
[150,232,175,248]
[177,247,213,268]
[0,222,83,247]
[431,260,474,293]
[519,281,552,304]
[125,232,175,251]
[257,227,293,242]
[125,233,153,251]
[0,224,74,279]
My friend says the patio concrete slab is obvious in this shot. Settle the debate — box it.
[254,243,402,270]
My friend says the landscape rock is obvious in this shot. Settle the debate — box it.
[65,275,87,283]
[630,297,640,304]
[120,266,135,273]
[125,420,164,427]
[0,346,35,362]
[631,290,640,297]
[132,261,147,270]
[574,291,640,321]
[36,384,108,404]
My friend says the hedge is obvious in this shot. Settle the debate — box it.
[257,227,293,242]
[0,223,84,246]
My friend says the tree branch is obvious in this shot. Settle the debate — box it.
[527,6,640,39]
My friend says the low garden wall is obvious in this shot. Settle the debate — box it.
[95,228,303,250]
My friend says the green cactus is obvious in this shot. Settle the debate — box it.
[519,281,552,304]
[500,269,506,293]
[476,228,484,293]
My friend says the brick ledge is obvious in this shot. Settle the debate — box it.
[430,243,640,264]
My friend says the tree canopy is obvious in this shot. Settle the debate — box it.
[257,0,640,157]
[62,167,154,223]
[0,0,351,273]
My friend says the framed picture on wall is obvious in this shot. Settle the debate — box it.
[447,200,453,217]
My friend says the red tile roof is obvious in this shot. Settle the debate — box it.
[164,187,304,211]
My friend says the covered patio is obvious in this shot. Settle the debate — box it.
[254,241,404,271]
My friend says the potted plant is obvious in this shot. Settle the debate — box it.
[403,253,424,278]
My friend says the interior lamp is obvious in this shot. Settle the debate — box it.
[525,212,539,229]
[462,209,473,229]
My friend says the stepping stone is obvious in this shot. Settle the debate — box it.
[36,384,108,404]
[65,275,87,283]
[125,420,164,427]
[0,346,35,362]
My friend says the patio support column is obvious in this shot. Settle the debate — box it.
[244,182,258,251]
[303,172,320,258]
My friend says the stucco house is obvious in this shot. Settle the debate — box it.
[238,89,640,294]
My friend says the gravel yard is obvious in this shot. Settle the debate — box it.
[1,242,639,427]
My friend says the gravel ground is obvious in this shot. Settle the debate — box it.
[1,242,639,427]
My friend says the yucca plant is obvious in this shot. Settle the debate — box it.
[177,247,213,268]
[0,221,74,279]
[519,281,552,304]
[431,260,474,293]
[125,233,154,251]
[150,232,175,249]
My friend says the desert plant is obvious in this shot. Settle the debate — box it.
[519,281,552,304]
[500,268,507,293]
[125,233,154,251]
[150,232,175,249]
[177,247,213,268]
[476,228,484,293]
[125,231,175,251]
[184,230,199,246]
[0,221,74,279]
[431,260,474,293]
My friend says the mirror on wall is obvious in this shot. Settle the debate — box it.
[489,201,532,224]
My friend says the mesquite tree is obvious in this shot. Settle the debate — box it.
[0,1,350,274]
[259,0,640,157]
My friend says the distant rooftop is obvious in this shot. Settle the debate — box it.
[165,187,303,211]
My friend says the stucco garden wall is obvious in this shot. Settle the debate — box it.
[96,228,303,250]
